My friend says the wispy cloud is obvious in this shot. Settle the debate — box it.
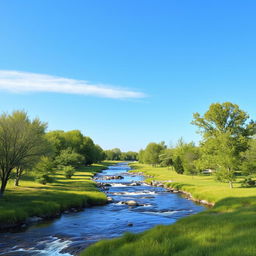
[0,70,146,99]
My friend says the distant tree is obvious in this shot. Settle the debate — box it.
[172,139,200,175]
[240,138,256,175]
[55,148,84,169]
[94,145,106,163]
[46,130,103,166]
[173,156,184,174]
[120,151,138,161]
[104,148,122,160]
[46,130,66,156]
[143,142,165,166]
[81,136,97,165]
[34,156,55,185]
[0,111,49,196]
[159,149,173,167]
[192,102,256,188]
[138,149,145,163]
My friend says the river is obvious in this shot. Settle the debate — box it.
[0,162,204,256]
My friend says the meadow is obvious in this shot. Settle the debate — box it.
[80,163,256,256]
[0,161,114,229]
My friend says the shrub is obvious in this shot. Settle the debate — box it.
[63,166,75,179]
[241,177,256,187]
[36,174,54,185]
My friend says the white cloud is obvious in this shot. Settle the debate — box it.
[0,70,146,99]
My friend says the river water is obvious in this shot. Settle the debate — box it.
[0,162,204,256]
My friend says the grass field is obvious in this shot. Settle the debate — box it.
[0,161,115,229]
[80,163,256,256]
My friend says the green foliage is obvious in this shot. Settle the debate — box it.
[173,156,184,174]
[63,166,76,179]
[46,130,105,167]
[159,149,173,167]
[192,102,256,187]
[0,111,50,196]
[120,151,138,161]
[55,148,84,169]
[140,142,166,166]
[34,157,55,184]
[172,139,200,175]
[36,174,54,185]
[104,148,122,160]
[240,138,256,175]
[214,167,236,188]
[241,177,256,187]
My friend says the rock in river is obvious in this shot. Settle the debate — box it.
[125,200,138,206]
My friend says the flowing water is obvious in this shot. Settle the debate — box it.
[0,162,204,256]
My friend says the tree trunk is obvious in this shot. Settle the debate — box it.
[229,181,233,189]
[14,176,20,186]
[0,178,7,197]
[0,168,13,197]
[14,168,22,186]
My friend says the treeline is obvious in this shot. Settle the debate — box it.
[0,111,104,197]
[104,148,138,161]
[139,139,199,175]
[139,102,256,188]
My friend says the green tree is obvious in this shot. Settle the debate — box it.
[104,148,122,160]
[240,138,256,175]
[0,111,49,196]
[159,148,173,167]
[46,130,103,166]
[192,102,256,188]
[143,142,165,166]
[138,149,145,163]
[173,156,184,174]
[34,156,55,184]
[173,139,200,175]
[55,148,84,169]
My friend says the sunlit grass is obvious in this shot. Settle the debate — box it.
[0,161,115,227]
[80,163,256,256]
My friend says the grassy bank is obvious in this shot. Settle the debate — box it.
[80,163,256,256]
[0,161,115,229]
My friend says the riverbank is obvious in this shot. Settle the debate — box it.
[80,163,256,256]
[0,161,115,231]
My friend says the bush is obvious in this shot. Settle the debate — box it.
[36,174,54,185]
[63,166,75,179]
[241,177,256,187]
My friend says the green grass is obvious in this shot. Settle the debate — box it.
[80,163,256,256]
[0,161,116,229]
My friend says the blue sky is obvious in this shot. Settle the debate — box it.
[0,1,256,151]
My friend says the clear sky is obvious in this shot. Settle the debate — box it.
[0,0,256,151]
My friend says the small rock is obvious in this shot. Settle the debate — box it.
[107,197,113,203]
[130,182,140,186]
[26,216,43,223]
[127,223,133,227]
[126,200,138,206]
